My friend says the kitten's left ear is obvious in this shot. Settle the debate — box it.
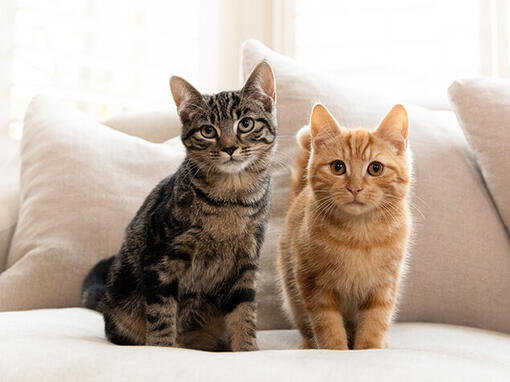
[375,104,408,154]
[310,103,343,149]
[170,76,203,110]
[170,76,204,124]
[242,60,276,112]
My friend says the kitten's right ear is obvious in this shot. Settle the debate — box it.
[169,76,203,118]
[310,104,342,148]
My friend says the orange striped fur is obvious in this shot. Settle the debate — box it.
[277,104,411,350]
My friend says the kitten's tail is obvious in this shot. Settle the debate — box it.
[81,256,115,311]
[289,125,312,205]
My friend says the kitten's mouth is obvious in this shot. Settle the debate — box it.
[217,158,250,173]
[346,200,364,206]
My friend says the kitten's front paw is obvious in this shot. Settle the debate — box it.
[353,339,384,350]
[327,342,349,351]
[232,340,259,352]
[298,338,317,349]
[316,339,348,350]
[145,338,180,348]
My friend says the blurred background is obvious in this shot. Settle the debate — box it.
[1,0,509,138]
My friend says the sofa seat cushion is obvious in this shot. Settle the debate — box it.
[0,308,509,382]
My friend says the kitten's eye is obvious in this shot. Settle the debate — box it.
[367,161,384,176]
[200,125,217,139]
[330,160,346,175]
[238,117,254,133]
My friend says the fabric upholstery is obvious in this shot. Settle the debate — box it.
[0,308,509,382]
[241,39,510,333]
[0,136,20,272]
[448,78,510,233]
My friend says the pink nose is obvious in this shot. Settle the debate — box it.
[347,186,363,197]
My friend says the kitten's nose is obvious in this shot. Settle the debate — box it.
[221,146,238,156]
[347,186,363,197]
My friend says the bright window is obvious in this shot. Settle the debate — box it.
[8,0,200,135]
[295,0,482,103]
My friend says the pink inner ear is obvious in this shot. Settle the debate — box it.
[310,123,341,150]
[375,105,408,153]
[242,62,275,112]
[377,128,407,152]
[310,104,342,148]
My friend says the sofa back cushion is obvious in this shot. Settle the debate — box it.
[103,109,181,143]
[448,78,510,234]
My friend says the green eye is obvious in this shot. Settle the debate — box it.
[330,160,346,175]
[367,161,384,176]
[200,125,217,139]
[238,117,254,133]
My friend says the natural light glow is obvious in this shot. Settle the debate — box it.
[295,0,481,104]
[9,0,200,135]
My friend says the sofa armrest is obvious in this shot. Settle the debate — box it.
[103,109,182,143]
[0,136,20,272]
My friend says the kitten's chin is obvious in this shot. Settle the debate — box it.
[216,160,250,174]
[340,201,372,216]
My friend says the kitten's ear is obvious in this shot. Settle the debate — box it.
[310,103,342,148]
[242,60,275,112]
[169,76,203,120]
[375,104,409,154]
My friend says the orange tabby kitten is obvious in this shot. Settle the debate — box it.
[277,103,411,350]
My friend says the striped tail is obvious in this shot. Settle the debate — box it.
[288,125,312,205]
[81,256,114,311]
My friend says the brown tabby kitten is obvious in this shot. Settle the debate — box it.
[82,61,277,351]
[277,103,411,350]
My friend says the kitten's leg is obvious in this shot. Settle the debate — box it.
[284,278,316,349]
[290,302,316,349]
[299,282,348,350]
[143,268,179,347]
[354,284,397,349]
[223,266,258,352]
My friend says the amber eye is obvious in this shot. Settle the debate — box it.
[330,160,346,175]
[238,117,254,133]
[200,125,217,139]
[367,161,384,176]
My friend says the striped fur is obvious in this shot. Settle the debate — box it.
[81,61,277,351]
[277,104,411,350]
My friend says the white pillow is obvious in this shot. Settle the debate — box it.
[242,39,510,334]
[103,109,181,144]
[448,78,510,233]
[0,96,184,310]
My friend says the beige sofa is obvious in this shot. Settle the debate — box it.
[1,41,510,381]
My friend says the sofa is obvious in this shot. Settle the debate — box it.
[1,40,510,381]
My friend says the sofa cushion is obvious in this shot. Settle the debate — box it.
[0,96,184,311]
[0,308,509,382]
[0,136,20,272]
[241,39,510,333]
[448,78,510,233]
[103,109,181,143]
